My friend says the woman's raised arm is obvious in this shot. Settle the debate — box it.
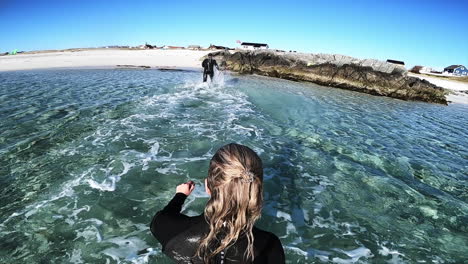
[149,181,195,248]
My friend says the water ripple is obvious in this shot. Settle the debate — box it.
[0,69,467,263]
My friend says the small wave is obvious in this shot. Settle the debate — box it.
[87,161,132,192]
[0,167,94,226]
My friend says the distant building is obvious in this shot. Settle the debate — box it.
[188,45,201,50]
[241,42,269,50]
[163,46,185,50]
[410,66,434,74]
[443,65,468,76]
[104,45,130,49]
[409,65,423,73]
[138,43,157,49]
[386,59,405,66]
[420,66,433,73]
[209,44,231,50]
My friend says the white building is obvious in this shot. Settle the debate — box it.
[420,66,433,73]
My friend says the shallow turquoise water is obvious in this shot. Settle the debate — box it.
[0,69,467,263]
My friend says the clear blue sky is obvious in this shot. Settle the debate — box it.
[1,0,467,69]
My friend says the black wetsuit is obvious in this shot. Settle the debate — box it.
[150,193,286,263]
[202,58,219,82]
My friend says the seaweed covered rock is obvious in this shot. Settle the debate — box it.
[210,50,447,104]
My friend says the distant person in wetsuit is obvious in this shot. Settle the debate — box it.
[150,143,285,263]
[202,54,219,82]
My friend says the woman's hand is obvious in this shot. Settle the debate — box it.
[176,181,195,196]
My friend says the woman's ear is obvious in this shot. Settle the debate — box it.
[205,178,211,196]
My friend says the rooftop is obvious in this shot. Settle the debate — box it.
[241,42,268,47]
[386,59,405,65]
[444,65,463,70]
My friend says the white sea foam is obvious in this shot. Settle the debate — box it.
[1,167,94,225]
[82,218,104,226]
[332,247,373,263]
[71,206,90,218]
[378,245,405,264]
[141,142,160,170]
[285,246,332,262]
[285,246,308,257]
[276,210,292,221]
[68,249,84,264]
[419,206,439,219]
[101,236,152,262]
[286,222,298,236]
[75,225,102,242]
[87,161,132,192]
[155,163,179,175]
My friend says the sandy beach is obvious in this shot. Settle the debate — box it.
[0,49,211,71]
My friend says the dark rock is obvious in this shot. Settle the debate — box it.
[209,50,447,104]
[157,68,195,72]
[116,65,151,69]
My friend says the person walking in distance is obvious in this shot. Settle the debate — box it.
[202,54,219,82]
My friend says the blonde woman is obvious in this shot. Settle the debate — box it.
[150,143,285,263]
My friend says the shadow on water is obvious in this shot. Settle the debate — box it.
[259,140,311,250]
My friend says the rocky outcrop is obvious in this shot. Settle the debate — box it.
[116,65,150,69]
[209,50,447,104]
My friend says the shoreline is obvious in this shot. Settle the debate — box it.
[2,49,467,104]
[0,49,211,72]
[0,65,203,72]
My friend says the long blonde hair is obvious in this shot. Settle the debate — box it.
[196,143,263,263]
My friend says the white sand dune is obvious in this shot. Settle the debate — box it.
[0,49,211,71]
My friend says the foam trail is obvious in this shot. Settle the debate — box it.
[87,161,133,192]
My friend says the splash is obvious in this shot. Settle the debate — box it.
[211,68,226,87]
